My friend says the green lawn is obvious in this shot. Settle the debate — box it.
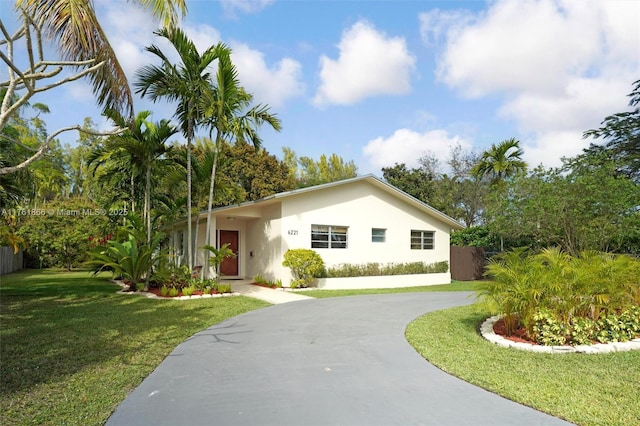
[302,280,482,298]
[0,269,270,426]
[406,304,640,426]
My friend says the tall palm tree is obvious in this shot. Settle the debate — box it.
[202,46,282,263]
[473,137,527,251]
[472,137,527,186]
[14,0,187,118]
[135,27,219,269]
[102,109,177,242]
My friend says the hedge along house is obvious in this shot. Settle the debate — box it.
[170,175,464,289]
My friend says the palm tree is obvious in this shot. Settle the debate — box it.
[14,0,187,118]
[135,27,219,269]
[473,138,527,251]
[202,46,282,265]
[472,138,527,186]
[101,109,177,242]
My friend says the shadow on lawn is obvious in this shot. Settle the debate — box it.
[0,271,260,395]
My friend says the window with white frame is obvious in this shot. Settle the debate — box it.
[372,228,386,243]
[411,230,434,249]
[311,225,348,249]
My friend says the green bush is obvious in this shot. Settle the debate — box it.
[482,247,640,344]
[168,287,179,297]
[87,231,162,289]
[326,261,448,278]
[282,249,325,288]
[160,285,170,297]
[181,286,196,296]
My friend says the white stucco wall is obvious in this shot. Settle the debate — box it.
[277,180,452,286]
[245,203,282,281]
[316,273,452,289]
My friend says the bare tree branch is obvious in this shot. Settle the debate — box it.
[0,125,125,175]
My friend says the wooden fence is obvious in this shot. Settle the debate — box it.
[0,247,23,275]
[450,246,485,281]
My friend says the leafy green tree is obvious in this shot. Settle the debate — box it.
[217,141,295,202]
[487,157,640,255]
[16,198,110,270]
[65,118,107,200]
[382,162,437,204]
[285,149,358,187]
[583,79,640,182]
[136,26,220,269]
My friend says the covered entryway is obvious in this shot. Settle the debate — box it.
[219,230,239,276]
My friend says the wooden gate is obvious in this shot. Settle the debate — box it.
[450,246,485,281]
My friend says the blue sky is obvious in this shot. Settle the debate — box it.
[2,0,639,175]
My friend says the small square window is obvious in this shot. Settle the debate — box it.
[372,228,386,243]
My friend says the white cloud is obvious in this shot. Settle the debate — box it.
[522,131,588,169]
[313,21,416,106]
[428,0,640,167]
[230,43,304,108]
[219,0,274,15]
[362,128,471,171]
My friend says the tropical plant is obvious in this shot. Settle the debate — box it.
[87,220,163,290]
[282,248,325,288]
[472,138,527,186]
[101,109,178,242]
[480,247,640,343]
[201,243,236,281]
[1,1,186,174]
[200,45,282,255]
[136,26,219,269]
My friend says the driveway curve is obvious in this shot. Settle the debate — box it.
[107,292,572,426]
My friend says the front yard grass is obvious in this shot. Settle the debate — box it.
[302,280,482,298]
[0,269,270,426]
[405,304,640,426]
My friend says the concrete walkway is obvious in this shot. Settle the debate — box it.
[107,292,572,426]
[226,279,313,304]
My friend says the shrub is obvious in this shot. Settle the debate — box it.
[216,283,232,293]
[160,285,170,297]
[282,249,325,288]
[325,261,448,278]
[181,286,196,297]
[87,230,162,288]
[482,247,640,342]
[168,287,179,297]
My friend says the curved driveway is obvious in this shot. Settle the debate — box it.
[107,292,572,425]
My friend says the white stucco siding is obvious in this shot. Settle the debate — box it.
[245,203,282,281]
[280,180,451,269]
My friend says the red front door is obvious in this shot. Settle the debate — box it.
[219,230,239,276]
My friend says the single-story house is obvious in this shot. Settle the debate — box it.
[170,174,464,289]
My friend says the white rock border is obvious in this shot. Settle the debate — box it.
[111,280,239,301]
[480,315,640,354]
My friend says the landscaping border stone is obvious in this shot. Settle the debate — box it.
[480,315,640,354]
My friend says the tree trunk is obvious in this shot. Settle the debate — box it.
[204,133,221,279]
[145,166,151,243]
[186,132,193,270]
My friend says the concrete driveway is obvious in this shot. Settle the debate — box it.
[107,292,572,425]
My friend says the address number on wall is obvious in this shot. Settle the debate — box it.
[287,230,298,235]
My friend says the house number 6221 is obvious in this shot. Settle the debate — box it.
[288,230,298,235]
